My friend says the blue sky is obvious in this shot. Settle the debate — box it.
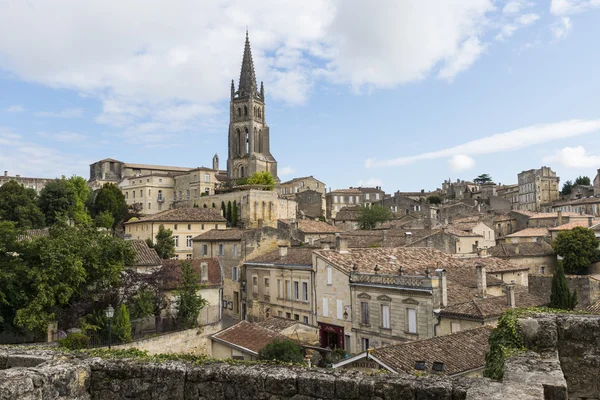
[1,0,600,192]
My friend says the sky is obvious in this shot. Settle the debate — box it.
[1,0,600,193]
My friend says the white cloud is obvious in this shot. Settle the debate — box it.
[503,0,531,14]
[448,154,476,172]
[279,166,296,177]
[551,0,600,15]
[5,105,24,113]
[34,108,83,118]
[496,13,540,41]
[438,37,486,81]
[551,17,573,39]
[543,146,600,168]
[357,177,383,187]
[38,131,87,142]
[366,119,600,168]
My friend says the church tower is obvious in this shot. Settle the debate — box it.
[227,31,279,183]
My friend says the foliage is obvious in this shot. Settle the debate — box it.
[232,201,238,227]
[145,238,154,248]
[123,203,144,223]
[484,309,525,380]
[553,227,600,274]
[575,175,591,186]
[38,179,77,226]
[0,180,45,229]
[356,205,393,230]
[561,180,573,196]
[112,304,133,343]
[58,332,90,350]
[154,225,176,259]
[474,174,493,185]
[175,261,207,329]
[236,177,250,186]
[94,211,115,229]
[550,262,578,310]
[426,195,441,204]
[91,183,128,229]
[221,201,226,218]
[226,201,232,224]
[247,171,275,190]
[128,287,156,320]
[67,176,93,226]
[258,338,304,363]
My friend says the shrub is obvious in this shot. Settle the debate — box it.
[58,332,90,350]
[258,338,304,363]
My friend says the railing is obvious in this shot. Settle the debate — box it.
[350,272,433,289]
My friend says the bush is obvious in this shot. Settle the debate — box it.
[58,332,90,350]
[258,338,304,363]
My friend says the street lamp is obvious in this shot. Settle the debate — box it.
[105,304,115,350]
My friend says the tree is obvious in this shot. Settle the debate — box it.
[553,227,600,274]
[226,201,232,224]
[92,183,127,229]
[94,211,115,230]
[247,171,275,190]
[112,304,132,343]
[154,225,176,259]
[38,179,77,226]
[175,261,207,329]
[561,180,573,196]
[221,201,226,218]
[123,203,144,223]
[232,201,238,227]
[356,205,393,230]
[427,195,441,204]
[67,176,92,226]
[258,338,304,363]
[550,262,578,310]
[474,174,493,185]
[0,180,45,229]
[575,176,591,186]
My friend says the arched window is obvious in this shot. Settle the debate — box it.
[245,128,250,154]
[258,129,263,152]
[236,129,241,155]
[240,166,245,177]
[254,127,258,152]
[258,108,262,119]
[237,107,241,117]
[244,105,248,116]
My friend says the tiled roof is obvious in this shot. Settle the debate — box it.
[370,326,493,376]
[452,216,482,224]
[511,210,536,217]
[586,299,600,314]
[160,258,221,289]
[505,228,549,238]
[314,230,431,249]
[297,219,341,234]
[123,163,193,172]
[529,212,593,219]
[280,176,324,185]
[457,256,531,273]
[255,317,303,332]
[127,208,226,223]
[334,206,362,221]
[192,229,248,241]
[439,288,546,320]
[442,226,482,237]
[548,220,595,231]
[247,247,314,266]
[489,242,554,257]
[211,320,287,354]
[130,240,162,266]
[494,214,514,222]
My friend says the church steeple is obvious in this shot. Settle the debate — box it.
[238,30,258,97]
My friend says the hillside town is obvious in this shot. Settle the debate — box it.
[2,26,600,400]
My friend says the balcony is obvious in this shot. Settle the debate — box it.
[157,197,165,203]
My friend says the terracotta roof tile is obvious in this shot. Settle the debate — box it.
[130,239,162,266]
[329,188,362,194]
[128,208,227,223]
[505,228,549,238]
[370,326,493,376]
[192,229,248,241]
[297,220,341,233]
[247,247,314,266]
[211,320,288,354]
[161,258,221,289]
[255,317,303,332]
[334,206,362,221]
[529,212,594,219]
[586,299,600,314]
[548,220,596,231]
[489,242,554,257]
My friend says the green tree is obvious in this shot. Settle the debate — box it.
[474,174,493,185]
[94,211,115,229]
[0,180,45,229]
[357,205,393,230]
[561,180,573,196]
[92,183,127,229]
[258,338,304,363]
[154,225,176,259]
[232,201,238,227]
[38,179,77,226]
[575,176,591,186]
[226,201,232,224]
[247,171,275,190]
[221,201,226,218]
[553,227,600,274]
[175,261,207,329]
[550,262,578,310]
[67,176,92,226]
[427,195,441,204]
[112,304,132,343]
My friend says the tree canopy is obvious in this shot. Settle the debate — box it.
[175,261,207,329]
[38,179,77,226]
[91,183,127,229]
[247,171,275,190]
[426,195,441,204]
[0,180,45,229]
[561,180,573,196]
[154,225,176,259]
[575,176,591,186]
[553,227,600,274]
[67,176,92,226]
[356,205,393,230]
[474,174,493,185]
[550,262,578,310]
[258,338,304,363]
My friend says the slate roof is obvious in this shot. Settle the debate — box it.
[246,247,314,266]
[297,219,341,234]
[160,258,221,289]
[369,326,493,376]
[505,228,550,238]
[127,208,226,223]
[211,320,287,354]
[192,229,248,241]
[130,240,162,266]
[489,242,554,257]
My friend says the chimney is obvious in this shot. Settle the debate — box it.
[476,264,487,298]
[557,210,563,226]
[382,229,387,242]
[506,281,516,308]
[335,234,348,254]
[405,231,413,244]
[279,244,288,258]
[436,268,448,307]
[515,245,520,255]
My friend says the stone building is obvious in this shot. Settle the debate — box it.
[173,167,219,203]
[489,242,556,275]
[551,196,600,217]
[406,227,484,254]
[279,176,326,198]
[278,219,341,245]
[441,179,479,200]
[227,32,278,182]
[326,189,362,219]
[120,174,177,215]
[295,189,325,219]
[333,206,362,231]
[377,194,433,219]
[496,184,519,209]
[0,170,52,194]
[517,166,560,211]
[595,169,600,195]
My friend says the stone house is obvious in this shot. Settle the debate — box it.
[120,173,177,215]
[504,228,550,244]
[441,179,479,200]
[0,170,52,195]
[295,189,325,219]
[377,194,432,219]
[406,227,484,254]
[489,242,556,275]
[437,201,487,224]
[129,239,162,273]
[494,214,516,239]
[279,176,326,199]
[552,196,600,217]
[595,169,600,196]
[332,325,493,377]
[450,221,496,249]
[393,189,440,202]
[332,206,362,231]
[517,166,560,211]
[326,189,362,220]
[124,208,227,260]
[496,184,519,208]
[548,219,597,240]
[210,320,288,361]
[173,167,218,202]
[243,246,315,325]
[278,219,341,245]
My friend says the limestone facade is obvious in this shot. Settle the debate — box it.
[120,174,176,214]
[279,176,326,198]
[517,166,560,211]
[0,171,52,194]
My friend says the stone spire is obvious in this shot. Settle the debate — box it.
[238,29,257,97]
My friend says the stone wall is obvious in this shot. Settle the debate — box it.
[528,273,600,308]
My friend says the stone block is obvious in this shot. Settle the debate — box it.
[264,368,298,397]
[297,370,336,398]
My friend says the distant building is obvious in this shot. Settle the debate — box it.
[517,166,560,211]
[0,170,52,194]
[325,186,386,220]
[279,176,326,198]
